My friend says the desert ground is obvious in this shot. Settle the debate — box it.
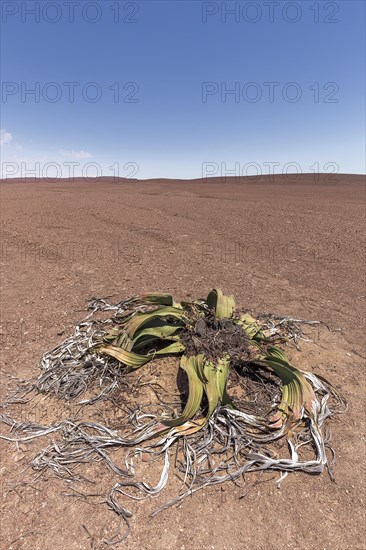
[0,174,365,550]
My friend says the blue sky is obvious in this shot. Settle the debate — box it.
[0,0,365,179]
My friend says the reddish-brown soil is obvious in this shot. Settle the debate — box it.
[0,174,365,550]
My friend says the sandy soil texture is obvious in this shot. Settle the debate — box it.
[0,174,365,550]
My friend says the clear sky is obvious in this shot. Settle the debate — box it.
[0,0,365,179]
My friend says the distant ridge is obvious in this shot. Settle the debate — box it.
[0,174,365,185]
